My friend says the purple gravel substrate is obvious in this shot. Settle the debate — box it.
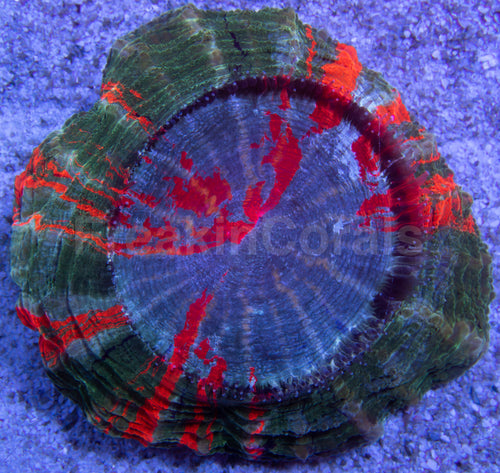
[0,0,498,472]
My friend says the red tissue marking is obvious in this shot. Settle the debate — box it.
[126,189,160,209]
[219,269,229,283]
[356,139,477,235]
[59,193,108,220]
[127,355,166,391]
[189,209,253,245]
[16,305,128,368]
[260,122,301,208]
[279,86,290,111]
[123,222,202,256]
[180,342,227,452]
[250,136,269,149]
[245,367,266,458]
[16,306,51,332]
[50,305,128,347]
[13,146,68,222]
[194,338,211,360]
[308,98,344,135]
[376,94,411,126]
[180,150,193,171]
[179,407,206,451]
[243,182,265,223]
[320,43,362,99]
[13,145,133,235]
[15,213,108,254]
[165,170,232,218]
[193,338,227,392]
[249,366,257,386]
[243,114,303,223]
[60,124,106,156]
[268,113,282,141]
[170,291,213,371]
[424,172,457,195]
[351,97,473,235]
[414,149,440,166]
[129,88,144,100]
[111,209,255,258]
[196,355,227,401]
[357,169,428,233]
[351,134,380,187]
[102,154,131,181]
[123,290,213,444]
[61,126,133,193]
[356,192,394,230]
[101,81,155,134]
[420,173,476,234]
[305,25,317,78]
[38,336,64,370]
[138,217,178,252]
[178,336,228,452]
[104,400,134,435]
